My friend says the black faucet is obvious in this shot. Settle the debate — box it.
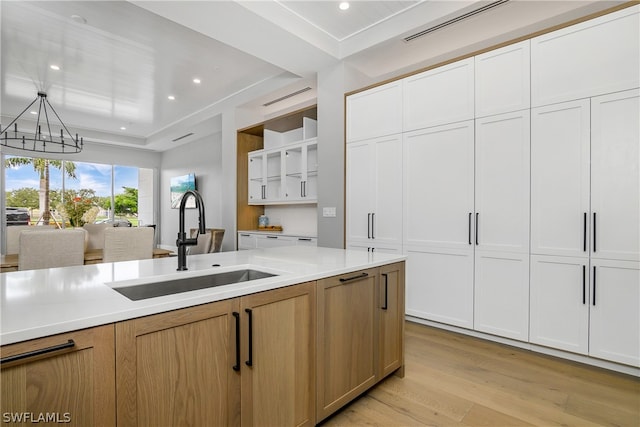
[176,189,206,271]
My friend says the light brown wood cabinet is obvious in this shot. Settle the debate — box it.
[378,262,405,378]
[115,281,315,427]
[0,325,116,427]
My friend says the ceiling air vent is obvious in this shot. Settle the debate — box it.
[403,0,509,42]
[172,132,194,142]
[263,87,312,107]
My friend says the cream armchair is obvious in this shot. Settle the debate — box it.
[188,228,225,254]
[18,229,85,271]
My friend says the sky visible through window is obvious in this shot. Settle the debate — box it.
[5,158,138,196]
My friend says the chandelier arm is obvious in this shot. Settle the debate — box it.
[45,97,76,143]
[43,97,54,144]
[2,96,39,132]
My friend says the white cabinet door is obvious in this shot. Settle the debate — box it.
[238,233,257,250]
[346,134,402,247]
[403,122,474,250]
[474,251,529,341]
[589,259,640,367]
[531,5,640,106]
[371,134,403,247]
[475,111,530,254]
[346,140,373,243]
[295,237,317,247]
[347,81,403,142]
[248,153,266,203]
[529,255,589,355]
[591,89,640,262]
[475,40,530,117]
[405,247,474,329]
[531,100,590,257]
[284,140,318,202]
[403,58,474,131]
[255,234,296,248]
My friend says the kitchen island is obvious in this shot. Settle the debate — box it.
[1,246,406,426]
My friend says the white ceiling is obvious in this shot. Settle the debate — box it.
[0,0,625,152]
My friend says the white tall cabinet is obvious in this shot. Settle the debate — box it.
[530,89,640,367]
[346,5,640,369]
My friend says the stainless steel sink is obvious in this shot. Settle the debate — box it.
[113,269,277,301]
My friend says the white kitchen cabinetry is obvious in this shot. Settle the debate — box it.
[248,115,318,205]
[346,134,403,252]
[590,90,640,262]
[403,121,474,329]
[238,232,317,250]
[403,57,474,131]
[284,140,318,201]
[531,99,591,257]
[530,255,590,355]
[531,5,639,107]
[530,89,639,367]
[475,40,530,118]
[346,81,402,142]
[589,259,640,367]
[474,111,530,341]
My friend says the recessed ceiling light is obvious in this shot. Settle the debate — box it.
[339,2,350,11]
[193,78,201,84]
[30,111,37,115]
[168,95,175,100]
[120,126,127,130]
[70,14,87,24]
[50,64,60,71]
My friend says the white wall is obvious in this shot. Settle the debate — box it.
[159,130,223,251]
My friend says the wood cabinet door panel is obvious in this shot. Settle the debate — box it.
[240,282,316,427]
[379,262,405,378]
[1,325,115,427]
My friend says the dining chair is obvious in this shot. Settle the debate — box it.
[103,227,154,262]
[6,225,56,255]
[82,223,112,250]
[187,228,213,255]
[18,229,85,271]
[210,228,225,253]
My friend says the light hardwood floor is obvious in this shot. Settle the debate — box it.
[320,321,640,426]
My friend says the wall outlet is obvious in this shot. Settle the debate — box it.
[322,207,336,217]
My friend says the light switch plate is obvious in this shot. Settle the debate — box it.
[322,207,336,217]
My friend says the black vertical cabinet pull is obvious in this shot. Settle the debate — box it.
[300,182,304,197]
[381,273,388,310]
[593,212,597,253]
[468,213,472,245]
[582,265,586,305]
[475,213,479,245]
[371,213,375,239]
[232,312,240,371]
[592,266,597,306]
[245,308,253,367]
[367,213,371,239]
[583,212,587,252]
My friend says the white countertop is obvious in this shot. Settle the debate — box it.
[1,247,405,345]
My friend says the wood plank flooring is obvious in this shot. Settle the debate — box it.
[320,321,640,427]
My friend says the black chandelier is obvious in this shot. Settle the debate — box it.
[1,91,83,154]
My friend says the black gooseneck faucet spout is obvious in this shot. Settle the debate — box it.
[176,189,206,271]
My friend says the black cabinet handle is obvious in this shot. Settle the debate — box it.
[367,213,371,239]
[339,272,369,284]
[232,312,240,371]
[592,266,596,306]
[582,265,586,305]
[593,212,597,253]
[468,213,472,245]
[371,213,375,239]
[298,238,312,241]
[583,212,587,252]
[1,339,75,365]
[381,273,388,310]
[300,181,304,197]
[266,236,278,239]
[303,181,307,197]
[245,308,253,367]
[475,213,479,245]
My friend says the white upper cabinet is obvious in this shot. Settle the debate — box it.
[475,40,530,117]
[403,58,474,131]
[531,99,590,257]
[346,81,402,142]
[531,5,640,107]
[403,121,474,250]
[475,110,530,254]
[590,89,640,262]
